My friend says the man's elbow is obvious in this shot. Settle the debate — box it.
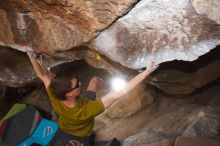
[38,73,49,81]
[101,89,127,109]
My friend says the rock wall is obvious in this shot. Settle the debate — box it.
[0,0,220,146]
[149,46,220,94]
[0,0,219,69]
[0,0,219,86]
[0,0,138,52]
[91,0,220,69]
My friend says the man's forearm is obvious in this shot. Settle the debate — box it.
[27,53,48,80]
[101,61,159,109]
[101,68,155,108]
[37,60,55,79]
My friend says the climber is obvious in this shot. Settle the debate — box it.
[27,51,158,146]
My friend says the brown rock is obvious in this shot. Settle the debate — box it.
[21,86,52,113]
[0,0,138,52]
[182,106,220,139]
[94,84,220,143]
[141,139,173,146]
[0,45,136,88]
[84,49,137,77]
[107,83,154,118]
[94,85,220,143]
[0,46,84,87]
[122,104,220,146]
[94,102,158,141]
[208,90,220,107]
[149,59,220,94]
[122,103,201,146]
[148,46,220,95]
[175,137,220,146]
[0,85,7,99]
[0,46,36,87]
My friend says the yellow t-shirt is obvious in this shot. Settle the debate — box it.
[46,85,105,137]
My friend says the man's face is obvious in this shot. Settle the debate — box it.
[68,78,81,97]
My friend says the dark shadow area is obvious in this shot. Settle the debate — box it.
[157,45,220,73]
[149,45,220,99]
[0,46,27,70]
[0,46,38,87]
[67,45,138,78]
[50,59,111,90]
[0,85,36,119]
[152,76,220,100]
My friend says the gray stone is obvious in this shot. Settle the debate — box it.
[182,106,220,140]
[91,0,220,69]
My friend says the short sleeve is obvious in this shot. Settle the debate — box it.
[46,85,57,102]
[84,98,105,118]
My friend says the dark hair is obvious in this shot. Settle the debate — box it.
[50,75,76,100]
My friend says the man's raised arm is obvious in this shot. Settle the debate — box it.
[101,62,158,109]
[27,51,52,88]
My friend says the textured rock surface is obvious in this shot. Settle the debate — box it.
[93,84,220,144]
[192,0,220,24]
[140,139,173,146]
[122,104,200,146]
[94,90,192,141]
[107,83,154,118]
[0,0,219,70]
[91,0,220,69]
[0,0,138,52]
[182,107,220,139]
[122,105,220,146]
[149,60,220,94]
[0,0,220,145]
[208,90,220,107]
[0,46,35,87]
[94,102,158,141]
[0,45,136,87]
[175,137,220,146]
[21,86,52,113]
[1,0,220,87]
[0,46,85,86]
[149,47,220,94]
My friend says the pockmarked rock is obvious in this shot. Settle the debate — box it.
[91,0,220,69]
[0,0,138,52]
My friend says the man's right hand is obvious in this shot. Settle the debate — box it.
[144,60,159,75]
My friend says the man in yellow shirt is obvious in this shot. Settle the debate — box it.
[27,51,158,145]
